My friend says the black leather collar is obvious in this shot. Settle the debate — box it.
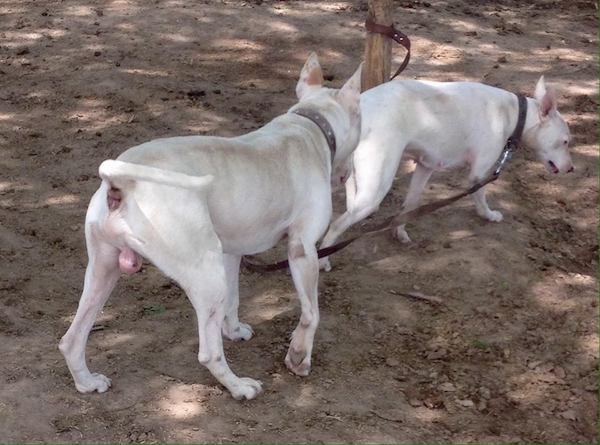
[508,94,528,147]
[492,93,528,176]
[292,108,336,160]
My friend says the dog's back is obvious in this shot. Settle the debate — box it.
[360,79,516,168]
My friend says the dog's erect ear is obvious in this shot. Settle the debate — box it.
[534,75,557,119]
[296,52,324,100]
[336,62,363,115]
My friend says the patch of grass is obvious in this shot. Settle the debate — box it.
[472,339,491,350]
[143,304,166,315]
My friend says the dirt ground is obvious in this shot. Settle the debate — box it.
[0,0,598,442]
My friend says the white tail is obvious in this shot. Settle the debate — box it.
[99,160,214,190]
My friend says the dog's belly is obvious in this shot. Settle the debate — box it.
[219,231,287,256]
[206,179,308,255]
[405,142,472,171]
[214,215,290,255]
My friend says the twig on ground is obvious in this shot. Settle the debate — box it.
[388,289,443,305]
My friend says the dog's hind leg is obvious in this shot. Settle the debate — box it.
[393,163,434,242]
[221,253,253,341]
[59,229,120,393]
[284,237,320,376]
[179,252,262,400]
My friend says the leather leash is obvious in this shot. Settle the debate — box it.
[293,108,336,160]
[242,93,528,273]
[365,16,411,80]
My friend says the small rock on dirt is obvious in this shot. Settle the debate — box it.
[559,409,577,421]
[385,357,400,367]
[457,399,475,407]
[439,382,456,392]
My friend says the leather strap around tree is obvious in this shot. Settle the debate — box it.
[365,16,411,80]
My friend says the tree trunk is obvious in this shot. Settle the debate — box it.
[362,0,393,92]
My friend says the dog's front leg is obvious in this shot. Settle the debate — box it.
[182,255,262,400]
[319,201,382,272]
[471,186,503,222]
[59,238,120,393]
[394,163,434,242]
[221,253,253,341]
[318,170,357,272]
[285,238,320,376]
[469,160,503,222]
[319,148,395,271]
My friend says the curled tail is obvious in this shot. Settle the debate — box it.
[99,159,214,212]
[99,159,214,190]
[97,160,215,274]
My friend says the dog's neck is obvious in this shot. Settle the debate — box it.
[521,96,544,145]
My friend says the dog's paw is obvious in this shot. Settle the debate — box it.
[393,226,412,243]
[284,348,311,376]
[75,373,112,394]
[318,257,332,272]
[223,322,254,341]
[485,210,503,222]
[229,377,263,400]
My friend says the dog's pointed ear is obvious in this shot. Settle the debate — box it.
[336,62,363,115]
[534,75,557,119]
[296,52,324,100]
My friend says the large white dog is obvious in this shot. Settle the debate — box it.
[59,53,362,400]
[320,76,573,271]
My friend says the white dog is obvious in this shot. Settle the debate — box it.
[59,53,362,400]
[320,76,573,271]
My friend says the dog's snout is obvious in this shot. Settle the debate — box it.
[567,165,575,173]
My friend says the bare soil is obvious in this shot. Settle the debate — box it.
[0,0,598,442]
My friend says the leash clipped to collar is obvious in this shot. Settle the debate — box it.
[242,93,529,273]
[292,108,336,160]
[365,16,411,80]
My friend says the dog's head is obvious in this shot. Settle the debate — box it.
[293,52,362,189]
[523,76,574,174]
